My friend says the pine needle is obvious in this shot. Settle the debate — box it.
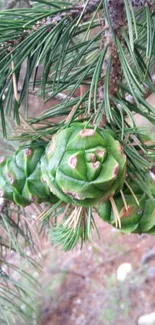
[110,197,121,229]
[125,180,140,206]
[120,190,128,211]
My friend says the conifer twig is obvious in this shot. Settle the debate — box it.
[97,0,154,127]
[97,0,126,125]
[2,0,154,53]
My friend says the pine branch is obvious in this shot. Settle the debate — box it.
[97,0,126,124]
[0,0,153,135]
[97,0,154,119]
[48,0,102,22]
[0,203,41,323]
[2,0,153,50]
[1,0,102,49]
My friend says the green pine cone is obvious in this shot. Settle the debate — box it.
[0,144,57,206]
[97,180,155,235]
[41,122,127,206]
[0,123,127,207]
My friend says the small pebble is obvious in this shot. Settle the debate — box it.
[74,298,82,305]
[138,312,155,325]
[117,263,132,281]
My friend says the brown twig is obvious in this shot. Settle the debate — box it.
[96,1,126,127]
[98,1,126,115]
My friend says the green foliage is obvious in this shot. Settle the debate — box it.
[97,186,155,234]
[42,122,126,205]
[49,206,99,251]
[0,122,41,324]
[0,202,41,324]
[0,0,153,132]
[0,0,155,246]
[0,141,57,205]
[1,1,155,322]
[0,122,126,207]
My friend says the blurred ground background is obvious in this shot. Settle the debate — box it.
[35,215,155,325]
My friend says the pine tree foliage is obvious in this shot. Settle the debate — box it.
[1,0,155,320]
[0,121,41,324]
[0,1,155,249]
[0,198,41,324]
